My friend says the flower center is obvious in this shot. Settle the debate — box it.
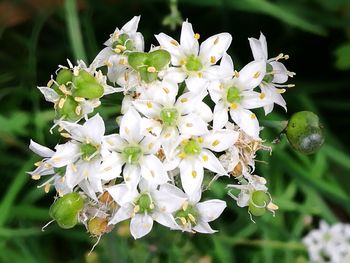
[81,143,98,160]
[111,33,134,53]
[160,108,179,126]
[122,146,142,164]
[183,139,202,156]
[226,86,241,103]
[175,203,198,227]
[185,55,203,71]
[248,190,271,217]
[262,63,274,83]
[135,193,154,214]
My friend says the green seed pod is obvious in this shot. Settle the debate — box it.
[72,70,104,99]
[49,192,84,229]
[128,52,148,70]
[248,203,266,217]
[56,69,73,85]
[286,111,325,155]
[251,191,270,207]
[56,96,80,121]
[147,50,171,70]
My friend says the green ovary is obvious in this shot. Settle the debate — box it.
[185,55,203,71]
[183,139,201,155]
[122,146,142,164]
[175,204,198,226]
[160,108,179,126]
[81,143,98,160]
[263,63,274,83]
[112,33,134,52]
[226,86,241,103]
[136,193,154,214]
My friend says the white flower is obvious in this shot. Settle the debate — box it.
[173,190,226,234]
[303,221,350,263]
[107,180,186,239]
[91,16,144,84]
[248,32,295,114]
[103,108,169,189]
[155,20,232,93]
[208,53,269,138]
[167,129,239,197]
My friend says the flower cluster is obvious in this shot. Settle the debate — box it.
[303,221,350,263]
[29,16,294,239]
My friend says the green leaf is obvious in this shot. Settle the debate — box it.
[335,42,350,70]
[0,112,30,136]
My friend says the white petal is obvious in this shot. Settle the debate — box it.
[132,100,161,119]
[230,108,260,138]
[162,67,187,84]
[65,162,85,189]
[180,21,199,56]
[237,60,266,90]
[240,90,270,109]
[199,33,232,66]
[196,199,226,222]
[98,152,123,180]
[130,214,153,239]
[208,80,223,103]
[123,164,141,190]
[38,87,60,102]
[90,47,114,69]
[153,183,187,213]
[212,102,229,130]
[140,118,162,138]
[202,129,238,152]
[193,220,216,234]
[139,134,161,155]
[155,33,183,66]
[29,140,54,157]
[152,79,178,106]
[140,155,169,185]
[219,53,234,78]
[51,142,80,167]
[79,179,98,201]
[120,107,143,143]
[103,134,128,152]
[248,33,267,61]
[270,61,288,84]
[107,184,139,206]
[185,76,208,94]
[200,149,227,175]
[175,91,206,115]
[152,212,177,229]
[195,102,213,123]
[82,114,105,144]
[179,159,204,197]
[109,205,133,225]
[178,114,208,136]
[121,16,140,33]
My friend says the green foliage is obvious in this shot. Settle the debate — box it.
[0,0,350,262]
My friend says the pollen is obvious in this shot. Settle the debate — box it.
[253,71,261,78]
[194,33,200,40]
[210,56,216,64]
[277,88,286,94]
[178,152,186,159]
[74,96,85,102]
[119,58,126,65]
[230,103,238,109]
[147,66,156,73]
[186,123,193,127]
[32,174,41,180]
[162,87,169,94]
[44,184,50,193]
[214,36,219,45]
[34,161,42,167]
[47,79,54,87]
[146,102,153,108]
[72,164,77,173]
[164,133,171,138]
[197,137,203,143]
[124,127,130,134]
[179,217,187,225]
[104,60,113,67]
[182,201,189,211]
[234,70,240,78]
[250,113,256,119]
[75,105,82,115]
[180,98,188,103]
[267,202,279,211]
[148,143,154,150]
[259,93,266,99]
[104,166,112,171]
[191,170,197,178]
[212,140,220,146]
[197,72,203,78]
[188,213,196,223]
[202,155,208,162]
[58,98,66,109]
[170,40,179,46]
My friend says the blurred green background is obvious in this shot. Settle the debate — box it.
[1,0,350,262]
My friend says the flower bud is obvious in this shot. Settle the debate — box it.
[286,111,325,154]
[49,192,84,229]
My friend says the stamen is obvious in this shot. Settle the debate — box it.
[194,33,200,40]
[147,66,156,73]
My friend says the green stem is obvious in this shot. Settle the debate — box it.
[260,120,288,132]
[64,0,87,61]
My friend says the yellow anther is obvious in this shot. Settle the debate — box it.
[150,170,155,177]
[164,133,171,138]
[59,85,71,95]
[234,70,240,78]
[114,48,122,53]
[180,59,186,65]
[47,79,54,88]
[181,139,189,145]
[210,56,216,64]
[250,113,256,119]
[180,98,188,103]
[148,143,154,150]
[192,170,197,178]
[124,127,129,134]
[202,155,208,162]
[147,66,157,73]
[31,174,41,180]
[253,71,261,78]
[75,105,81,115]
[34,161,42,167]
[60,132,71,139]
[43,163,52,169]
[267,202,279,211]
[182,201,189,211]
[194,33,200,40]
[134,205,140,213]
[214,36,219,45]
[212,140,220,147]
[119,58,126,65]
[74,96,85,102]
[197,137,203,143]
[186,123,193,127]
[72,164,77,173]
[276,88,286,94]
[170,40,179,46]
[188,213,196,223]
[149,203,155,209]
[162,87,169,94]
[104,60,113,67]
[230,103,238,109]
[287,84,295,88]
[178,152,187,159]
[58,98,66,109]
[44,184,50,193]
[116,44,126,51]
[179,217,187,225]
[83,170,89,177]
[146,102,153,108]
[259,93,266,99]
[197,72,203,78]
[104,166,112,171]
